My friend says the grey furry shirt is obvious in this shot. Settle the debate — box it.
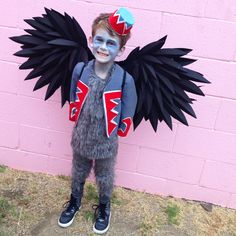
[71,62,118,160]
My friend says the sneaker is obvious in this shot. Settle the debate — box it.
[92,201,111,234]
[58,194,81,228]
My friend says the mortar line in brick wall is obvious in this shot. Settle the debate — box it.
[116,168,167,182]
[178,121,236,136]
[204,158,236,166]
[220,121,236,133]
[212,99,222,130]
[135,172,200,186]
[130,168,236,197]
[119,141,139,148]
[16,94,44,102]
[0,25,21,30]
[134,145,141,172]
[202,94,236,102]
[118,168,203,187]
[198,182,236,196]
[120,141,207,161]
[202,0,209,19]
[0,59,19,66]
[171,146,236,166]
[189,55,236,64]
[12,145,73,162]
[46,154,72,163]
[120,142,179,155]
[0,118,18,126]
[136,143,206,162]
[171,150,205,161]
[0,145,49,158]
[0,144,19,152]
[46,154,72,162]
[178,155,236,169]
[0,59,21,66]
[203,16,236,24]
[186,55,236,64]
[74,0,236,24]
[19,123,71,135]
[0,90,17,96]
[19,124,72,160]
[162,12,205,20]
[116,141,141,170]
[198,159,206,185]
[162,12,236,24]
[16,93,62,106]
[158,12,164,37]
[204,94,235,101]
[0,58,22,66]
[199,160,236,187]
[170,123,178,152]
[18,122,73,137]
[74,1,165,14]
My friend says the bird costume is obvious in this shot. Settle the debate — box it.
[10,7,210,234]
[10,7,209,133]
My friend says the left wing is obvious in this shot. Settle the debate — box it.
[117,36,210,132]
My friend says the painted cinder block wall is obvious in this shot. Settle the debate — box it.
[1,0,236,209]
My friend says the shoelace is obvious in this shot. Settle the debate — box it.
[63,200,71,208]
[62,198,77,212]
[92,204,106,221]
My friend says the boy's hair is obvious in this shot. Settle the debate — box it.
[92,13,131,48]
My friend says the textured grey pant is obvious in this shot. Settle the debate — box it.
[71,152,116,200]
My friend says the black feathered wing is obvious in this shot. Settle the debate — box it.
[10,8,94,106]
[117,36,210,131]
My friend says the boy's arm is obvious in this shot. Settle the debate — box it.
[117,73,137,137]
[69,62,85,121]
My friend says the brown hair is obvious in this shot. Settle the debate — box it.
[92,13,131,48]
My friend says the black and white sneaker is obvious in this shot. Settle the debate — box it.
[93,201,111,234]
[58,194,81,228]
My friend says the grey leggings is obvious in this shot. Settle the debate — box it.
[71,152,116,200]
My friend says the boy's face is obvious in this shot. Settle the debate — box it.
[90,28,124,64]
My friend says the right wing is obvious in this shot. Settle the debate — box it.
[10,8,94,106]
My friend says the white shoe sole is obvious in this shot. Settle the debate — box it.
[92,212,111,234]
[58,206,81,228]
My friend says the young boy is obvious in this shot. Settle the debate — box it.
[58,8,137,234]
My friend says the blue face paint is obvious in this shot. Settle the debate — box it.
[91,28,121,64]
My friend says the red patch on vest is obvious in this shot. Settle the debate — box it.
[117,117,132,137]
[104,91,122,137]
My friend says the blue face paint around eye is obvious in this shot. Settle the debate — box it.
[91,28,121,64]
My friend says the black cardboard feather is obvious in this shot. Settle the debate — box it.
[24,19,52,32]
[118,35,209,131]
[10,8,94,106]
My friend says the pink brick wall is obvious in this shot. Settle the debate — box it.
[1,0,236,209]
